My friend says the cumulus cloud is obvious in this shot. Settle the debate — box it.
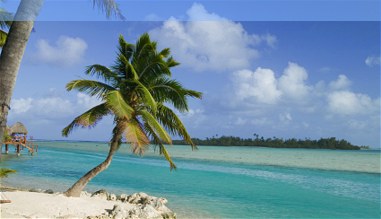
[327,91,379,115]
[179,108,206,128]
[11,98,33,114]
[35,36,88,66]
[278,62,310,100]
[232,68,282,104]
[229,61,380,120]
[149,3,276,72]
[11,97,74,117]
[329,74,352,90]
[365,56,381,67]
[76,93,102,109]
[231,62,313,105]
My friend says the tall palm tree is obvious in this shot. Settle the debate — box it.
[62,33,202,197]
[0,0,124,145]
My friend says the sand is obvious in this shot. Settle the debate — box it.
[0,191,132,218]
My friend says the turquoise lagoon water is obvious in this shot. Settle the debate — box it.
[1,141,380,218]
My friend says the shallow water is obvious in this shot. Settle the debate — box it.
[1,141,380,218]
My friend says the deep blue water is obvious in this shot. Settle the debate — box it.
[1,142,380,218]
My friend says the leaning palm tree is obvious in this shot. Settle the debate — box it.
[0,0,124,148]
[62,33,202,197]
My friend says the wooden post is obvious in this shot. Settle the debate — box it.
[16,144,20,156]
[5,144,8,154]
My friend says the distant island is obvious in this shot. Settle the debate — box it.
[173,134,369,150]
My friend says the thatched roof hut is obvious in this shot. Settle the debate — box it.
[9,122,28,135]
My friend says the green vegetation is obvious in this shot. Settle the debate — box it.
[173,134,367,150]
[62,33,202,197]
[1,127,11,143]
[0,168,16,178]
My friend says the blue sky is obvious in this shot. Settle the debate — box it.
[2,1,380,147]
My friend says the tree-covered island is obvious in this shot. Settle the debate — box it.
[173,134,370,150]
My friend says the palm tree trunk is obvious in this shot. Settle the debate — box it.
[0,0,44,143]
[64,122,125,197]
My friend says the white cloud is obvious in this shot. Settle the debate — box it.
[11,98,33,114]
[231,62,313,105]
[365,56,381,67]
[35,36,88,66]
[180,108,206,128]
[329,74,352,90]
[10,96,74,118]
[232,68,282,104]
[149,3,276,72]
[279,62,310,100]
[76,93,102,109]
[327,91,379,115]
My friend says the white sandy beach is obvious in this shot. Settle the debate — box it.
[0,190,175,219]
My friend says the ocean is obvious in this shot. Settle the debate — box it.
[1,141,380,218]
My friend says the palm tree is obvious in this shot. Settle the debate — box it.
[0,0,124,146]
[62,33,202,197]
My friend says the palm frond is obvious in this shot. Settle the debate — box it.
[127,62,139,80]
[0,168,16,178]
[135,80,157,113]
[85,64,118,84]
[139,109,172,144]
[0,29,6,47]
[134,33,156,60]
[156,104,197,150]
[149,78,202,112]
[143,124,176,170]
[105,90,134,119]
[166,56,180,68]
[125,119,150,155]
[138,56,171,79]
[159,48,170,58]
[62,103,109,137]
[66,79,116,99]
[159,144,177,170]
[92,0,125,20]
[118,35,135,61]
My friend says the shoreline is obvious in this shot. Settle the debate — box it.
[0,186,176,219]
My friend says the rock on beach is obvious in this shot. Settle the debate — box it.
[0,189,176,219]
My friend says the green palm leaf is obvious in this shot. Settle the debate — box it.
[139,109,171,144]
[156,104,196,149]
[0,29,6,47]
[85,64,119,84]
[159,144,176,170]
[135,80,157,113]
[150,78,202,112]
[62,103,109,137]
[105,90,134,119]
[0,168,16,178]
[66,79,115,99]
[143,124,176,170]
[125,119,150,155]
